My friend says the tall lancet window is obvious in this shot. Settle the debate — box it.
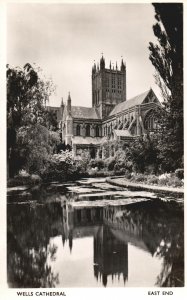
[86,124,90,136]
[76,124,81,136]
[95,125,100,137]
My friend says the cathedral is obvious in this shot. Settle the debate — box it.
[48,56,161,158]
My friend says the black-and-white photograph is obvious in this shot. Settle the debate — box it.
[4,0,184,292]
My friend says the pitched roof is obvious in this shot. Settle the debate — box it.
[109,89,151,116]
[71,106,100,120]
[114,130,132,137]
[72,136,102,145]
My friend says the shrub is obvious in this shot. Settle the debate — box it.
[167,177,183,187]
[125,173,132,180]
[105,157,116,171]
[30,174,42,184]
[132,173,147,182]
[8,173,42,187]
[114,163,120,171]
[158,174,183,187]
[41,150,77,182]
[114,168,126,175]
[175,169,184,180]
[19,169,30,178]
[147,175,159,185]
[89,159,104,170]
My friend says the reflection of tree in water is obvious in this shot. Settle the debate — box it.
[155,216,184,287]
[7,202,62,288]
[156,238,184,287]
[144,200,184,287]
[7,189,184,288]
[8,232,59,288]
[104,199,184,287]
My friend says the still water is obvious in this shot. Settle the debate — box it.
[7,178,184,288]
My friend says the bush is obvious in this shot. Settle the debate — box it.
[114,168,126,176]
[158,173,183,187]
[8,172,42,187]
[132,173,147,182]
[147,175,159,185]
[89,159,104,170]
[175,169,184,180]
[125,173,132,180]
[41,150,77,182]
[104,157,116,171]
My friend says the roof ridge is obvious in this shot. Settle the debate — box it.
[109,88,152,116]
[121,89,151,105]
[72,105,95,109]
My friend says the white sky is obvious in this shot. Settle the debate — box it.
[7,3,161,107]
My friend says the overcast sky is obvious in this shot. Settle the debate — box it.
[7,3,160,107]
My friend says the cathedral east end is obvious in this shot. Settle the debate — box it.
[47,56,161,158]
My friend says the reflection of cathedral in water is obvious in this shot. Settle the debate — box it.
[7,196,184,288]
[60,201,184,287]
[93,226,128,287]
[61,204,128,286]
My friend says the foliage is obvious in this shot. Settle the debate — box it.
[7,63,55,129]
[89,159,105,170]
[8,172,42,187]
[158,174,183,188]
[16,124,60,174]
[114,147,133,172]
[86,135,184,182]
[76,150,90,174]
[149,3,183,171]
[104,157,116,171]
[7,63,56,177]
[128,135,159,173]
[56,142,72,153]
[146,174,159,185]
[45,110,59,131]
[7,202,61,287]
[175,169,184,180]
[149,4,183,103]
[124,172,183,188]
[41,151,74,182]
[40,150,90,182]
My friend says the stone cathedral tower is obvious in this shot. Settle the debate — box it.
[92,55,126,119]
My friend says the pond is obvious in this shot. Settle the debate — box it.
[7,178,184,288]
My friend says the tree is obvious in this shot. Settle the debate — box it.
[17,124,60,174]
[149,3,183,170]
[129,134,159,173]
[7,64,56,177]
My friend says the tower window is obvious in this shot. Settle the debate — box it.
[106,77,109,88]
[118,77,122,89]
[86,124,90,136]
[112,75,115,88]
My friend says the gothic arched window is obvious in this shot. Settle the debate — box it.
[86,124,90,136]
[144,110,157,131]
[76,124,80,136]
[95,125,100,137]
